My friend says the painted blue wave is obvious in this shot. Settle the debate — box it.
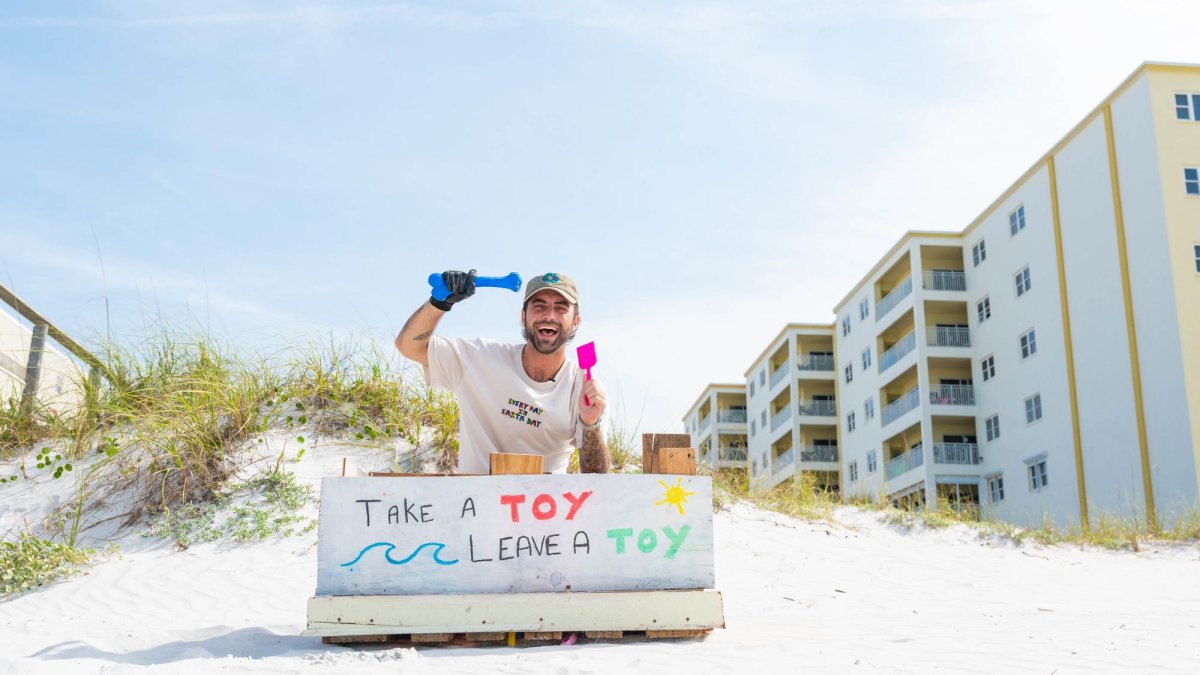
[340,541,459,567]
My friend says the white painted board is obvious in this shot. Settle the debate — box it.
[315,474,714,595]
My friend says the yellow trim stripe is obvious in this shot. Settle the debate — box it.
[1047,156,1090,532]
[1103,105,1158,531]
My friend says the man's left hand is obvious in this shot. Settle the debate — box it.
[579,378,607,427]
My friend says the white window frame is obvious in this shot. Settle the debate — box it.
[847,411,856,432]
[1194,243,1200,273]
[750,420,756,437]
[760,369,766,386]
[862,347,871,370]
[761,410,767,427]
[1009,204,1026,236]
[841,315,851,336]
[1020,329,1038,360]
[1176,92,1200,121]
[1186,167,1200,196]
[1025,393,1043,423]
[986,473,1005,504]
[977,296,991,323]
[985,414,1000,442]
[844,363,853,383]
[864,397,875,420]
[859,298,870,320]
[849,460,858,482]
[749,381,755,397]
[981,354,996,382]
[867,450,877,473]
[1027,460,1048,492]
[1014,265,1032,297]
[972,239,986,267]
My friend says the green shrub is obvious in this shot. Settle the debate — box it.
[0,533,101,596]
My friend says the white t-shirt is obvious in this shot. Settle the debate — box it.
[423,336,603,474]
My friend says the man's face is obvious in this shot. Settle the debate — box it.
[521,290,580,355]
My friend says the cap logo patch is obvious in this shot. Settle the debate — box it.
[541,273,560,283]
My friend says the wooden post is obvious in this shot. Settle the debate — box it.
[641,433,693,475]
[489,453,544,475]
[20,322,47,414]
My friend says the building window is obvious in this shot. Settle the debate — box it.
[972,240,987,266]
[1025,393,1043,423]
[859,298,870,320]
[1014,265,1032,296]
[841,315,851,336]
[862,347,872,370]
[1020,329,1038,359]
[761,410,767,427]
[987,474,1005,503]
[844,363,853,383]
[752,459,758,475]
[847,411,856,432]
[849,461,858,482]
[1178,93,1200,121]
[749,381,755,397]
[985,415,1000,441]
[1187,167,1200,196]
[1028,460,1048,492]
[1195,244,1200,273]
[981,355,996,382]
[1009,205,1026,235]
[867,450,877,473]
[864,397,875,420]
[760,369,766,386]
[750,420,756,437]
[977,296,991,323]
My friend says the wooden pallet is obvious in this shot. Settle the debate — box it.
[321,628,712,646]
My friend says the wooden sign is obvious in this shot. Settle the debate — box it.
[316,474,714,596]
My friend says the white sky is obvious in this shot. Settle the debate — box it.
[1,0,1198,432]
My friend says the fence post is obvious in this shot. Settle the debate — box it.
[20,322,48,414]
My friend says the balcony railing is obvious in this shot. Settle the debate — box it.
[922,270,966,292]
[796,399,837,417]
[927,326,971,348]
[798,354,835,371]
[770,405,792,431]
[718,446,747,461]
[774,448,795,472]
[699,415,712,431]
[929,384,975,406]
[879,331,916,373]
[718,409,747,423]
[799,445,839,462]
[882,386,920,426]
[933,443,981,465]
[885,443,924,480]
[876,277,913,322]
[769,364,788,389]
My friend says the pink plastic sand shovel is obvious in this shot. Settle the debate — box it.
[576,341,596,406]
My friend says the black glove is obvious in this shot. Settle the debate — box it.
[430,269,476,311]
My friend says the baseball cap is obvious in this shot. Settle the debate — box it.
[523,272,580,306]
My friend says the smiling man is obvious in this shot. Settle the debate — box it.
[395,270,611,474]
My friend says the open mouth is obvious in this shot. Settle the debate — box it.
[536,325,561,340]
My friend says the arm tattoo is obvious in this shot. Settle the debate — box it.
[580,427,611,474]
[412,331,432,341]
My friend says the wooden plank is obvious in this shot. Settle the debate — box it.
[466,632,506,641]
[303,589,725,637]
[522,631,561,641]
[584,630,623,639]
[322,634,389,644]
[490,453,544,475]
[316,475,714,596]
[654,448,696,476]
[642,434,691,474]
[410,633,453,643]
[647,629,710,639]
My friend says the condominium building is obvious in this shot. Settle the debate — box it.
[683,384,748,471]
[684,62,1200,530]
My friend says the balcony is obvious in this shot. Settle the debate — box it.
[879,332,916,373]
[929,384,975,406]
[933,443,981,465]
[886,443,925,480]
[922,270,966,292]
[699,415,712,431]
[876,277,913,322]
[799,445,839,462]
[718,446,747,461]
[774,449,795,472]
[769,363,788,389]
[926,326,971,348]
[798,354,835,372]
[770,405,792,431]
[882,387,920,426]
[718,409,747,423]
[796,399,837,417]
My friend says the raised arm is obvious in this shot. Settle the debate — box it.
[578,378,612,473]
[395,269,476,366]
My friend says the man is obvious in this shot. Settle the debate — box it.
[395,270,611,474]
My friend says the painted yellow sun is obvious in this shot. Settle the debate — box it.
[655,477,696,515]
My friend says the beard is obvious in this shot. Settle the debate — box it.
[521,319,577,355]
